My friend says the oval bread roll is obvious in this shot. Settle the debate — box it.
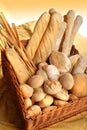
[54,88,69,101]
[24,98,32,109]
[20,84,34,98]
[59,73,74,90]
[32,88,46,102]
[27,75,44,88]
[54,99,68,106]
[38,95,54,108]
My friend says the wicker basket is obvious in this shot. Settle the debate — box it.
[1,45,87,130]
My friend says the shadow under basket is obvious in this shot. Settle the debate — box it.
[1,46,87,130]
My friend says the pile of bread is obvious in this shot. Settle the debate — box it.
[0,8,87,119]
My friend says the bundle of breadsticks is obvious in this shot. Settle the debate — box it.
[0,8,87,130]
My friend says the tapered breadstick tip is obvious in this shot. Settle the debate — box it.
[49,8,56,14]
[74,15,83,25]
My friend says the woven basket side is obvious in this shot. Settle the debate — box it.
[1,51,26,119]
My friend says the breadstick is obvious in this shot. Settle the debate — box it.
[33,12,62,65]
[55,22,66,51]
[62,10,75,55]
[68,15,83,55]
[26,12,50,59]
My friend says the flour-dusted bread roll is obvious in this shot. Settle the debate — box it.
[44,80,62,95]
[33,11,62,65]
[38,95,54,108]
[26,105,41,119]
[27,75,44,88]
[71,74,87,97]
[26,12,50,59]
[20,84,34,98]
[32,88,46,102]
[45,65,60,80]
[49,51,71,73]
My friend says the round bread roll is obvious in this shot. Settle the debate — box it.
[54,88,69,101]
[26,105,41,119]
[59,73,74,90]
[54,99,68,106]
[32,88,46,102]
[49,51,71,73]
[45,65,60,80]
[44,80,62,95]
[20,84,34,98]
[24,98,32,109]
[27,75,44,88]
[71,74,87,97]
[38,95,54,108]
[36,69,48,81]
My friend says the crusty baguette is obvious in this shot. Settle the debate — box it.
[26,12,50,59]
[33,12,62,65]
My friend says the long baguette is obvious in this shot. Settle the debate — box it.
[26,12,50,59]
[33,12,62,65]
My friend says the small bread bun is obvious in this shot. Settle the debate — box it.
[44,80,62,95]
[49,51,71,73]
[20,84,34,98]
[59,73,74,90]
[27,75,44,88]
[26,105,41,119]
[71,74,87,97]
[24,98,32,109]
[45,65,60,80]
[36,68,48,81]
[32,88,46,102]
[54,99,68,106]
[54,88,69,101]
[38,95,54,108]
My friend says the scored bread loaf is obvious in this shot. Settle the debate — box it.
[33,11,62,65]
[26,12,50,59]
